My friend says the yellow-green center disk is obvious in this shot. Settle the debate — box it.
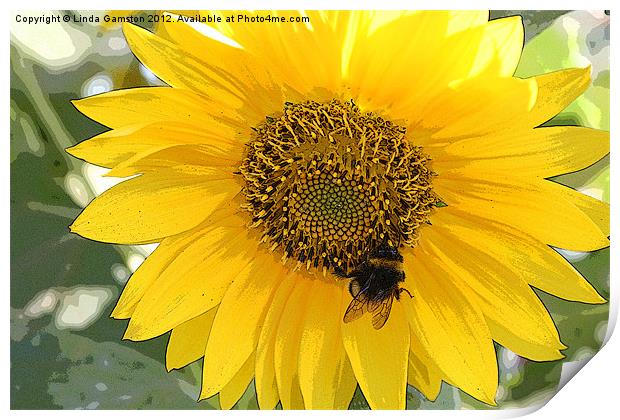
[240,99,437,274]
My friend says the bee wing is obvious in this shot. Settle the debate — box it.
[343,295,368,323]
[371,295,394,330]
[367,298,382,312]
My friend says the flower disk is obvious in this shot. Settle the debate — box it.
[240,100,437,273]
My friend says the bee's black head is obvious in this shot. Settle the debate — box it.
[371,246,403,262]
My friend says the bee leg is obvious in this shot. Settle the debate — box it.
[349,279,362,297]
[399,287,414,299]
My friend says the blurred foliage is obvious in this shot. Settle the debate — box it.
[516,11,610,131]
[490,10,573,42]
[10,10,609,410]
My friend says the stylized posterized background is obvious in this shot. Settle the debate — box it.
[10,10,610,409]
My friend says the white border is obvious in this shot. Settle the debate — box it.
[3,1,618,10]
[4,1,616,418]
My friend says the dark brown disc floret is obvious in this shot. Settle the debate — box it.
[239,99,437,274]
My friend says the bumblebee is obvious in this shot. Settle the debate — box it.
[336,245,413,329]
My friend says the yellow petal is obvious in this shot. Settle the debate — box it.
[123,222,259,340]
[540,180,610,238]
[411,77,536,143]
[341,293,409,409]
[255,276,296,410]
[197,11,350,97]
[112,231,197,319]
[333,369,358,410]
[66,124,161,168]
[402,253,498,405]
[417,219,566,361]
[352,15,523,118]
[407,349,442,402]
[527,67,591,127]
[123,23,246,107]
[404,68,590,145]
[433,207,605,304]
[72,87,235,129]
[470,16,523,78]
[342,10,489,102]
[297,279,356,409]
[201,252,284,399]
[434,175,609,252]
[218,354,255,410]
[157,11,242,49]
[435,126,609,179]
[274,278,312,409]
[123,21,286,123]
[166,308,217,371]
[213,11,486,91]
[346,11,454,108]
[70,168,239,244]
[111,196,245,318]
[156,12,299,115]
[408,328,445,401]
[445,11,489,34]
[105,144,240,178]
[67,120,243,169]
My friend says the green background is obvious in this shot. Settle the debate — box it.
[10,10,610,409]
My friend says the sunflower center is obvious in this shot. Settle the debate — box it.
[239,99,437,274]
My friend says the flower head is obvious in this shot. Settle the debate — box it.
[67,11,609,409]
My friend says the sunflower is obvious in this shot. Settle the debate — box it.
[67,11,609,409]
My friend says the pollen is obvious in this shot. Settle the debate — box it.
[239,100,437,273]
